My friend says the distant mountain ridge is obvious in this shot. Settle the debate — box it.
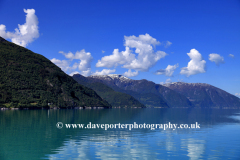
[81,74,240,108]
[72,74,146,108]
[164,82,240,108]
[74,74,193,108]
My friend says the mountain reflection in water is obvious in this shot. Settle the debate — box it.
[0,108,240,160]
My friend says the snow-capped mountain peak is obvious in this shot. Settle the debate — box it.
[163,82,211,87]
[89,74,131,82]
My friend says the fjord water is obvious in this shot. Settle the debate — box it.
[1,108,240,160]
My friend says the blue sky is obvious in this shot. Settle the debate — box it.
[0,0,240,96]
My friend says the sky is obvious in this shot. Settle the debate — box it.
[0,0,240,97]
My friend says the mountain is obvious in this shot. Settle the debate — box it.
[164,82,240,108]
[72,74,145,108]
[0,36,111,108]
[84,74,240,108]
[82,74,193,108]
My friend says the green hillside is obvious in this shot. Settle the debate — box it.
[0,37,111,108]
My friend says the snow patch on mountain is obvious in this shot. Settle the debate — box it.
[89,74,131,82]
[163,82,211,87]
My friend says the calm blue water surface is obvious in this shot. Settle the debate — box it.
[0,108,240,160]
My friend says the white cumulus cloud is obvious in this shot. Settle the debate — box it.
[235,93,240,97]
[155,64,179,77]
[123,69,139,77]
[60,50,93,72]
[209,53,224,65]
[51,50,93,76]
[93,69,116,76]
[96,47,135,68]
[69,71,80,76]
[69,70,90,77]
[81,69,92,77]
[96,33,167,72]
[50,58,74,72]
[160,78,172,85]
[0,9,39,47]
[180,49,206,77]
[164,41,172,48]
[229,54,234,58]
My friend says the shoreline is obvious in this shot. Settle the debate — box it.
[0,106,110,110]
[1,106,239,110]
